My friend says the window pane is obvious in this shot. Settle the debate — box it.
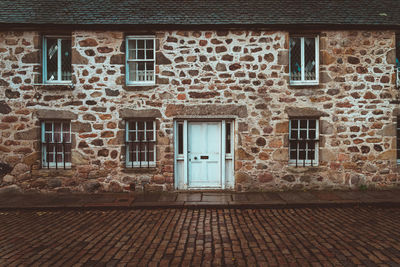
[146,48,154,59]
[290,37,301,81]
[146,39,153,49]
[137,40,145,49]
[128,62,137,81]
[178,123,183,155]
[226,123,231,154]
[61,39,72,81]
[148,143,155,161]
[128,40,136,60]
[304,38,316,80]
[300,120,307,128]
[309,120,316,129]
[46,38,58,81]
[54,122,61,142]
[137,62,146,81]
[309,130,316,140]
[137,49,145,59]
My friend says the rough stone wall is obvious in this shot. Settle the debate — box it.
[0,29,399,192]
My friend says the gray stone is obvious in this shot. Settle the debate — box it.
[48,178,62,188]
[320,120,334,134]
[110,54,124,64]
[386,49,396,64]
[320,72,332,83]
[71,49,88,64]
[350,173,365,186]
[36,109,78,120]
[83,181,101,192]
[285,107,328,117]
[377,124,396,137]
[0,101,11,114]
[15,128,40,140]
[272,149,288,161]
[277,50,288,65]
[105,88,120,96]
[0,185,21,194]
[3,174,15,183]
[119,108,162,118]
[365,164,377,173]
[165,104,248,118]
[72,122,91,133]
[282,175,295,182]
[21,51,39,63]
[11,163,30,176]
[320,149,336,162]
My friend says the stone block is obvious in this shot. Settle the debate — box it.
[71,49,88,64]
[14,128,40,140]
[0,101,11,114]
[36,109,78,120]
[119,108,162,118]
[285,107,328,117]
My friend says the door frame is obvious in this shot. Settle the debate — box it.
[174,119,234,190]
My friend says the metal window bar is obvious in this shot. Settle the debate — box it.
[43,137,70,170]
[126,121,155,168]
[290,119,318,167]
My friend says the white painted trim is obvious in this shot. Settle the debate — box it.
[173,120,178,189]
[42,36,71,84]
[183,120,188,189]
[289,35,319,85]
[125,36,156,86]
[221,120,226,189]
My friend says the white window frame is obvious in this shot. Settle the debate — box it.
[289,119,319,166]
[41,121,72,169]
[42,36,72,84]
[289,35,319,86]
[125,120,156,168]
[125,36,156,86]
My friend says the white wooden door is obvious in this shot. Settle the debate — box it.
[188,122,222,188]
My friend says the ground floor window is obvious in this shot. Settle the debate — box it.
[289,119,319,166]
[397,118,400,164]
[125,120,156,168]
[41,121,71,169]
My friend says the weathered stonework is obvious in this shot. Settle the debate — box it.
[0,29,399,192]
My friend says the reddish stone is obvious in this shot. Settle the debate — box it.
[2,116,18,123]
[258,172,273,183]
[101,131,114,138]
[97,47,113,53]
[79,38,98,47]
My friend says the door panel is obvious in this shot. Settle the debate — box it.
[188,122,221,188]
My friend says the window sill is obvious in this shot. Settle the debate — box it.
[34,84,75,91]
[122,167,158,174]
[123,85,157,91]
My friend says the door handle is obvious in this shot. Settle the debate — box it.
[194,157,197,160]
[200,155,209,159]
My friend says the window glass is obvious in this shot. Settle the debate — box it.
[126,120,156,167]
[61,39,72,81]
[46,38,58,81]
[304,38,316,80]
[290,37,301,81]
[126,37,155,84]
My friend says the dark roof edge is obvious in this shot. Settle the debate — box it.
[1,23,400,31]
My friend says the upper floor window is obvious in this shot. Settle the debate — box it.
[43,36,72,84]
[289,35,319,85]
[125,120,156,168]
[126,36,155,85]
[289,119,319,166]
[41,121,71,169]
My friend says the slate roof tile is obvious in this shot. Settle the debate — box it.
[0,0,399,26]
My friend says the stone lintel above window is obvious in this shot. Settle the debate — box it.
[285,107,328,118]
[36,109,78,120]
[119,108,162,119]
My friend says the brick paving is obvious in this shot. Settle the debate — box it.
[0,207,399,266]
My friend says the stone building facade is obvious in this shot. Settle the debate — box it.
[0,28,399,192]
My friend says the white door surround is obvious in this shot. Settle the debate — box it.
[174,119,234,190]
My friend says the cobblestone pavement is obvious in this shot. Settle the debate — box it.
[0,207,399,266]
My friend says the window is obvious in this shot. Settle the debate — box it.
[289,35,319,85]
[397,118,400,164]
[289,119,319,166]
[126,36,155,85]
[125,120,156,168]
[41,121,71,169]
[396,34,400,88]
[43,36,72,83]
